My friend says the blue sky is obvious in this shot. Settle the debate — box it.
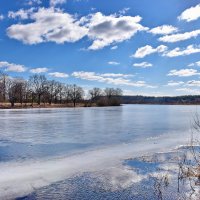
[0,0,200,96]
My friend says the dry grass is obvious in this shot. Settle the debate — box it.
[0,102,87,109]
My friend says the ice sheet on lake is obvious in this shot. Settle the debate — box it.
[0,133,192,199]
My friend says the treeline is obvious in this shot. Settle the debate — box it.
[122,95,200,105]
[0,71,123,108]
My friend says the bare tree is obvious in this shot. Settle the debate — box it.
[69,84,84,107]
[29,75,47,105]
[53,81,60,104]
[0,71,9,102]
[7,78,17,107]
[23,80,30,106]
[57,83,64,104]
[1,73,123,108]
[104,88,123,106]
[153,173,169,200]
[46,80,56,105]
[63,84,71,104]
[15,78,27,105]
[104,88,122,98]
[89,87,102,102]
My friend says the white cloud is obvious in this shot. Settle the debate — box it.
[83,12,148,50]
[176,88,200,94]
[7,8,88,45]
[7,9,148,50]
[166,81,184,86]
[186,80,200,87]
[123,89,166,96]
[188,61,200,67]
[72,71,153,87]
[119,8,130,15]
[26,0,42,6]
[149,25,178,35]
[167,69,199,77]
[159,29,200,43]
[50,0,67,7]
[108,61,120,65]
[48,72,69,78]
[30,67,49,73]
[163,45,200,57]
[0,15,4,20]
[167,80,200,88]
[110,46,118,50]
[178,4,200,22]
[8,8,35,20]
[0,61,26,72]
[132,45,168,58]
[133,62,152,68]
[101,73,133,78]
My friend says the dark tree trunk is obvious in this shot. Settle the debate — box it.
[73,100,76,107]
[11,101,14,107]
[10,98,15,107]
[38,94,41,105]
[31,93,34,106]
[3,77,6,102]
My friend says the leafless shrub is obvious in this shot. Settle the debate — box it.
[175,112,200,197]
[153,173,169,200]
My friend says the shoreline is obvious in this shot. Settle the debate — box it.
[0,103,88,109]
[0,102,200,109]
[0,103,123,109]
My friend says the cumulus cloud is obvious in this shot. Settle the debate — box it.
[7,9,148,50]
[82,12,148,50]
[119,8,130,15]
[163,45,200,57]
[30,67,49,73]
[72,71,153,87]
[159,29,200,43]
[0,61,26,72]
[110,46,118,50]
[101,73,133,78]
[178,4,200,22]
[26,0,42,6]
[166,81,184,86]
[48,72,69,78]
[188,61,200,67]
[133,62,152,68]
[0,15,4,20]
[8,8,35,20]
[167,69,199,77]
[186,80,200,87]
[132,45,168,58]
[167,80,200,87]
[50,0,67,7]
[7,8,88,45]
[108,61,120,65]
[176,88,200,94]
[149,25,178,35]
[134,45,200,58]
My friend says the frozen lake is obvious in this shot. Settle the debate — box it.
[0,105,198,199]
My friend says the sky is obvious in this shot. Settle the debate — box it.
[0,0,200,96]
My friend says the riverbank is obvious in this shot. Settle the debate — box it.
[0,102,124,109]
[0,102,92,109]
[1,103,200,109]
